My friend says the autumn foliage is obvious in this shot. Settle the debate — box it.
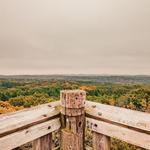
[0,79,149,150]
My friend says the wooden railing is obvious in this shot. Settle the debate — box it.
[0,101,61,150]
[0,90,150,150]
[86,101,150,150]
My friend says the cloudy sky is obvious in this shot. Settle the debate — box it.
[0,0,150,75]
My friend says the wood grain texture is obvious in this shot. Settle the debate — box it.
[0,101,60,136]
[61,107,84,116]
[93,132,110,150]
[86,101,150,132]
[61,129,83,150]
[0,118,61,150]
[33,133,52,150]
[86,118,150,150]
[61,90,86,108]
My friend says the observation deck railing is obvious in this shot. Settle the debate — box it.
[0,90,150,150]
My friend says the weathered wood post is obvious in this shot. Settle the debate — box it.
[60,90,86,150]
[92,132,110,150]
[33,134,52,150]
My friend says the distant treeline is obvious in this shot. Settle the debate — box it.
[0,75,150,84]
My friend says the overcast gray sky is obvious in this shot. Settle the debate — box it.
[0,0,150,75]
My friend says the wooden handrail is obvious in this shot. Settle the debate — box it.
[0,101,60,137]
[0,118,60,150]
[86,101,150,150]
[0,91,150,150]
[86,117,150,149]
[0,101,61,150]
[86,101,150,132]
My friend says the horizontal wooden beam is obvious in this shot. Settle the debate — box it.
[0,101,60,137]
[86,118,150,150]
[86,101,150,132]
[0,118,61,150]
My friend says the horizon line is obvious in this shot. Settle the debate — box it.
[0,74,150,76]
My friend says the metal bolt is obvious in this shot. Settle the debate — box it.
[98,112,102,116]
[92,105,96,108]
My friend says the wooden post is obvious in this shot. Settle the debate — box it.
[33,133,52,150]
[60,90,86,150]
[92,132,110,150]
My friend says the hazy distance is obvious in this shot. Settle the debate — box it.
[0,0,150,75]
